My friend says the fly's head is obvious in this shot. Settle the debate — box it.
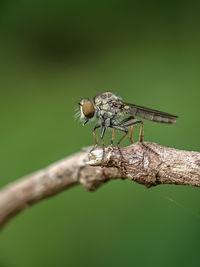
[78,98,96,125]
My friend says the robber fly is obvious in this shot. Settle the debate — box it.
[78,92,178,150]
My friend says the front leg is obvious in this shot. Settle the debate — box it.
[100,125,106,160]
[90,124,100,153]
[90,122,107,162]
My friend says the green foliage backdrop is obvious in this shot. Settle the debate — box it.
[0,1,200,266]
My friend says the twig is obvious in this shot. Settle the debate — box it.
[0,142,200,229]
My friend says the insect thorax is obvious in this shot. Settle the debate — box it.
[94,92,122,127]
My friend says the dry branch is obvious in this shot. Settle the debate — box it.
[0,142,200,229]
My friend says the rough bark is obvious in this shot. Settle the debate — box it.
[0,142,200,229]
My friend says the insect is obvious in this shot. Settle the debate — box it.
[78,92,178,151]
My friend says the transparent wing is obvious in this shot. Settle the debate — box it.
[123,102,178,124]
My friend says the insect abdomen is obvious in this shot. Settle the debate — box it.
[124,103,178,124]
[135,109,177,124]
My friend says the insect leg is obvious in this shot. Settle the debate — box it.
[118,116,135,125]
[110,125,128,147]
[139,121,144,142]
[110,129,116,147]
[130,126,134,143]
[91,124,100,152]
[118,117,144,143]
[117,130,129,146]
[118,116,135,143]
[100,125,106,160]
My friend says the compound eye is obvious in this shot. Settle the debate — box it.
[82,101,95,118]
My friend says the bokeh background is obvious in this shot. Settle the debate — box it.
[0,1,200,266]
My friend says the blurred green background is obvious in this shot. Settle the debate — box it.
[0,0,200,266]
